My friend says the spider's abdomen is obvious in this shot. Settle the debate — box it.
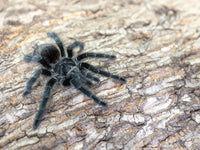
[38,44,60,63]
[53,58,79,76]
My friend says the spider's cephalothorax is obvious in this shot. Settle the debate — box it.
[53,57,79,76]
[23,32,126,129]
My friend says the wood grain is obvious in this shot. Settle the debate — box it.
[0,0,200,149]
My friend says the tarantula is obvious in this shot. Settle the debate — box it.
[23,32,126,129]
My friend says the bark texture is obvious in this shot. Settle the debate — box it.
[1,0,200,149]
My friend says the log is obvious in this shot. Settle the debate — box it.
[1,0,200,149]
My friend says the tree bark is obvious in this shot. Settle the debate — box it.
[1,0,200,149]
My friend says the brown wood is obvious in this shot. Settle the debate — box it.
[1,0,200,149]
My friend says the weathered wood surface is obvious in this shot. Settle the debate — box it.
[1,0,200,149]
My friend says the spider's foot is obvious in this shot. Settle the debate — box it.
[110,55,116,59]
[24,55,32,63]
[47,32,56,38]
[99,101,108,107]
[33,119,40,129]
[119,77,127,83]
[22,91,30,97]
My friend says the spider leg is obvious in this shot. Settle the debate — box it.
[47,32,65,57]
[79,72,94,86]
[80,63,126,83]
[24,55,51,68]
[77,53,116,61]
[62,76,93,87]
[70,78,107,106]
[33,77,57,129]
[81,69,100,82]
[23,69,52,97]
[84,79,94,86]
[81,77,94,86]
[67,41,84,57]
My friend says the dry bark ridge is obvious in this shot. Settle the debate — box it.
[1,0,200,149]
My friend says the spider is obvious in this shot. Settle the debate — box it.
[23,32,126,129]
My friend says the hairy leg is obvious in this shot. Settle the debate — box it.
[23,69,52,97]
[67,41,84,57]
[81,69,100,82]
[33,77,57,129]
[70,78,107,106]
[47,32,65,57]
[81,77,94,86]
[24,55,51,68]
[77,53,116,61]
[62,75,93,87]
[80,62,126,83]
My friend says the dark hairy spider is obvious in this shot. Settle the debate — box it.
[23,32,126,129]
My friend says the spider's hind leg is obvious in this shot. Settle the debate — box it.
[23,69,52,97]
[70,78,107,107]
[47,32,65,57]
[24,55,51,68]
[67,41,84,57]
[33,77,57,129]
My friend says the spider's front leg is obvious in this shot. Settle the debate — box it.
[77,52,116,61]
[70,78,107,107]
[81,77,94,86]
[81,69,100,83]
[23,69,52,97]
[33,77,57,129]
[80,62,126,83]
[63,75,94,87]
